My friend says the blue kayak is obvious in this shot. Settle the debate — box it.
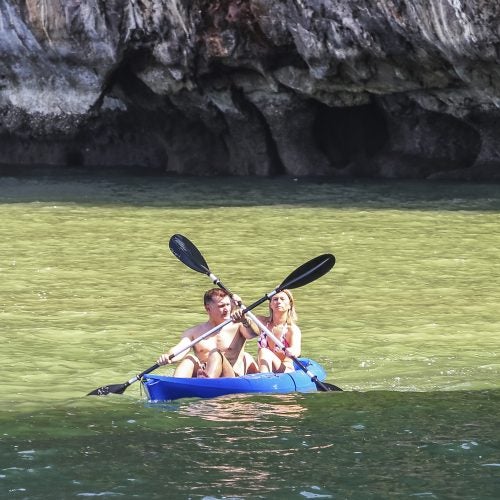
[141,358,327,402]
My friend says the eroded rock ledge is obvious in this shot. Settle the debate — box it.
[1,0,500,179]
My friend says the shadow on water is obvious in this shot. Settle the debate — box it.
[1,168,500,211]
[1,390,499,498]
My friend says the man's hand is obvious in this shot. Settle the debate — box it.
[231,308,245,323]
[157,353,173,366]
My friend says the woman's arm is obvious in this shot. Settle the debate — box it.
[286,325,302,357]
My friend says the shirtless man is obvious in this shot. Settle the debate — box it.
[157,288,258,378]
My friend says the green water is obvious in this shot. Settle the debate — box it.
[1,174,499,498]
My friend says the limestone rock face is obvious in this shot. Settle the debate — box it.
[1,0,500,179]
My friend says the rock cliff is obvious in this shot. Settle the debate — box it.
[1,0,500,179]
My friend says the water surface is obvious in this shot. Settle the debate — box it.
[0,173,499,498]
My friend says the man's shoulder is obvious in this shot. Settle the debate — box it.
[183,322,210,338]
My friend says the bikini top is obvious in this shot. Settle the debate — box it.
[258,321,290,353]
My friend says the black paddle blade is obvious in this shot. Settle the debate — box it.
[87,383,127,396]
[169,234,210,275]
[317,381,343,392]
[279,254,335,291]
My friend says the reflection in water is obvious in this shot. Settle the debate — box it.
[144,394,335,496]
[178,394,307,422]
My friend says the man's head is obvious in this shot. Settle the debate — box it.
[203,288,233,323]
[203,288,228,306]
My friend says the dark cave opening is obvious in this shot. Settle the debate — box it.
[313,99,389,168]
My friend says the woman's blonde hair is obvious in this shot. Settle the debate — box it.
[269,289,298,324]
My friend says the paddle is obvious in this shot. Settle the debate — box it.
[169,234,342,392]
[88,239,336,396]
[87,363,161,396]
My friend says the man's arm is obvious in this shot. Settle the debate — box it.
[157,328,197,365]
[232,309,258,339]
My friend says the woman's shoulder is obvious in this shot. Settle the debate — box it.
[255,314,270,322]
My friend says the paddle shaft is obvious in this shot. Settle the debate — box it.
[122,363,160,388]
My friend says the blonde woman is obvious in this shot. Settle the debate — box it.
[253,289,302,373]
